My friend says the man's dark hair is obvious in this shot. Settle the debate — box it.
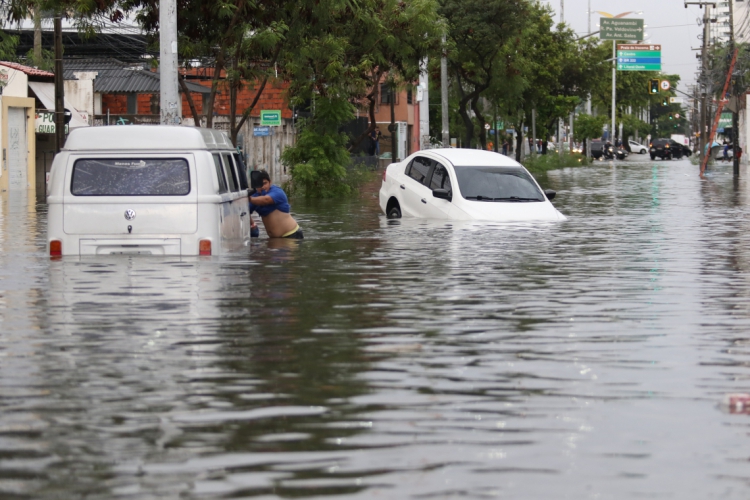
[250,170,271,189]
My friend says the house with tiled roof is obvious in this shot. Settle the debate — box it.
[0,61,56,198]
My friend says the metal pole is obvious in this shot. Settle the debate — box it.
[441,35,450,147]
[611,40,616,146]
[419,57,429,150]
[160,0,180,125]
[569,112,574,151]
[54,14,64,154]
[587,0,591,34]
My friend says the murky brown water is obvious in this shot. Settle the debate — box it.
[3,156,750,499]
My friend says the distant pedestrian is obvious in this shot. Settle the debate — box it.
[502,140,508,156]
[369,127,381,156]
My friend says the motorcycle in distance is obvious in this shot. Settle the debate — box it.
[602,142,615,160]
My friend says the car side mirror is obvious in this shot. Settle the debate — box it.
[433,188,451,201]
[544,189,556,201]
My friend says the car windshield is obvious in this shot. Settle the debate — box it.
[454,166,544,202]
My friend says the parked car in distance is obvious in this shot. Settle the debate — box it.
[628,140,648,154]
[47,126,251,256]
[650,138,683,160]
[379,149,566,222]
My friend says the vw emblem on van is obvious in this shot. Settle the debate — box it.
[124,209,136,221]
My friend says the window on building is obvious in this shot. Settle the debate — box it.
[381,84,392,104]
[127,94,137,114]
[407,89,413,105]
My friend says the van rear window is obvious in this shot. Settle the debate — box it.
[71,158,190,196]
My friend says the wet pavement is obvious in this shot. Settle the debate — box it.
[3,155,750,498]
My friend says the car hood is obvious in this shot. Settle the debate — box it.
[454,199,566,222]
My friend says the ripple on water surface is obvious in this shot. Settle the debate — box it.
[3,161,750,498]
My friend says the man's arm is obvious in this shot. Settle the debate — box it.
[250,195,274,206]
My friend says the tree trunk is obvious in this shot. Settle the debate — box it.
[348,69,383,152]
[179,75,201,126]
[205,57,223,129]
[471,95,486,150]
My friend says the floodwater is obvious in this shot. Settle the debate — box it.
[3,156,750,499]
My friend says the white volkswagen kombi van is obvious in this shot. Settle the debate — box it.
[47,126,251,256]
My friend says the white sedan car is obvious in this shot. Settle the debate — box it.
[379,149,566,222]
[628,140,648,154]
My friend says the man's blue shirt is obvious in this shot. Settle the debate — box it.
[250,185,290,217]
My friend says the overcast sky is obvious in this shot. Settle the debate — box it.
[540,0,708,92]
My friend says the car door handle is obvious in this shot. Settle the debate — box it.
[400,184,405,190]
[421,198,427,204]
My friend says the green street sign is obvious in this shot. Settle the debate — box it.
[617,51,661,58]
[260,109,282,126]
[495,120,504,129]
[618,63,662,71]
[600,18,644,41]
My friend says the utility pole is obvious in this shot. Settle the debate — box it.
[611,39,616,146]
[729,0,739,176]
[54,13,64,153]
[700,5,711,165]
[561,0,564,24]
[160,0,180,125]
[441,35,449,147]
[685,1,717,163]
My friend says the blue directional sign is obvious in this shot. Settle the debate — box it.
[253,126,273,137]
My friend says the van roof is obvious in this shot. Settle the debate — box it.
[63,125,236,151]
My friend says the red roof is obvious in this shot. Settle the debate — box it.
[0,61,54,77]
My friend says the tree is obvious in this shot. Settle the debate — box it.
[439,0,528,149]
[574,113,607,153]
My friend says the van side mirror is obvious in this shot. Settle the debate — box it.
[544,189,556,201]
[432,188,451,201]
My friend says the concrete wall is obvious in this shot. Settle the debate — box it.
[64,72,97,122]
[1,68,28,98]
[0,96,36,195]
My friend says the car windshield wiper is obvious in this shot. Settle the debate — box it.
[491,196,542,202]
[465,195,495,201]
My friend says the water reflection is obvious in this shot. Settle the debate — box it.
[6,162,750,498]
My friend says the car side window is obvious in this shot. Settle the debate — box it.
[233,153,249,190]
[429,163,452,193]
[212,153,228,194]
[407,157,432,185]
[222,153,239,192]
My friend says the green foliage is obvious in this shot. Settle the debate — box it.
[281,95,356,197]
[522,152,589,176]
[574,113,607,141]
[281,126,351,197]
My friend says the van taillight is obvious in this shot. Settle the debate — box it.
[382,170,386,182]
[199,239,212,256]
[50,240,62,256]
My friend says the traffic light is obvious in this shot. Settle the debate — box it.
[669,114,674,120]
[649,79,660,94]
[662,98,669,106]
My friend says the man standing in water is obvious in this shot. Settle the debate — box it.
[249,170,304,239]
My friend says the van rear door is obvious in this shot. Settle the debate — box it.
[63,155,198,235]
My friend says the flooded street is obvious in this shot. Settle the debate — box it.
[4,156,750,498]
